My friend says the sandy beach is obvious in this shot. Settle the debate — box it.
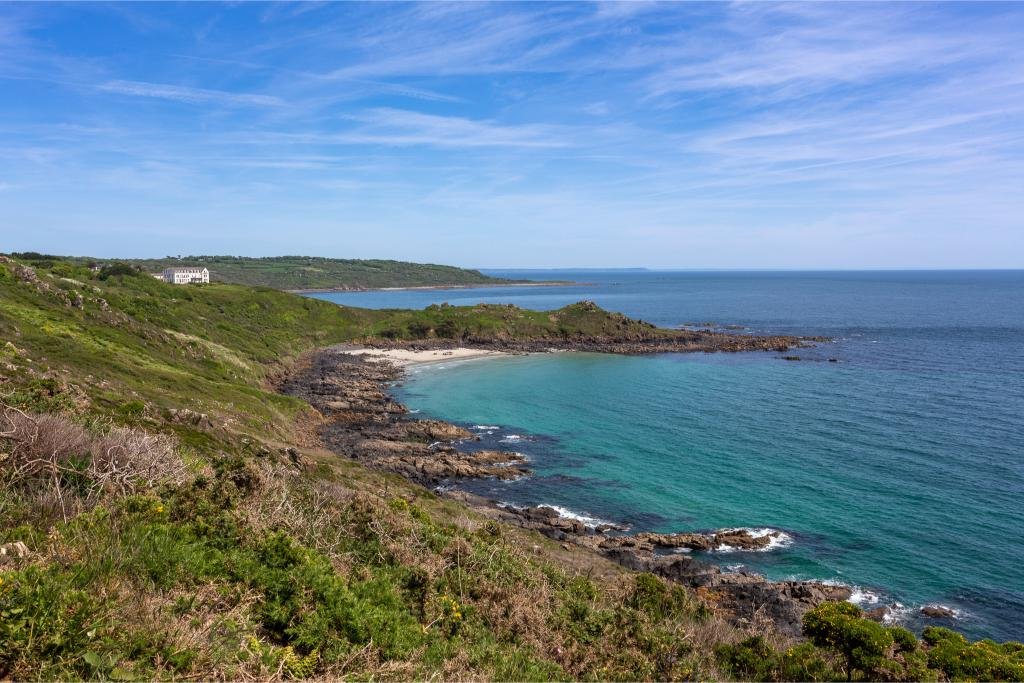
[340,347,511,367]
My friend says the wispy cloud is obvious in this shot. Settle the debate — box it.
[339,108,572,149]
[98,80,284,107]
[639,3,1021,102]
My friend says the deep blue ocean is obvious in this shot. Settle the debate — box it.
[307,270,1024,641]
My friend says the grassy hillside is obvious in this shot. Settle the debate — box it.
[363,300,662,341]
[54,254,524,291]
[1,254,1021,681]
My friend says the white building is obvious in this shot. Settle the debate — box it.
[161,267,209,284]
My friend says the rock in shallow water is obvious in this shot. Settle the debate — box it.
[921,605,956,619]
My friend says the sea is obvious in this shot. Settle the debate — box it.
[306,270,1024,641]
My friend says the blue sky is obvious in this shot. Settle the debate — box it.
[1,1,1022,268]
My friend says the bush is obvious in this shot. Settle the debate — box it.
[434,318,461,338]
[625,573,690,621]
[923,626,1024,681]
[407,321,433,339]
[803,602,893,680]
[10,251,59,261]
[1,406,188,524]
[97,263,142,280]
[715,636,776,680]
[716,637,835,681]
[889,625,918,653]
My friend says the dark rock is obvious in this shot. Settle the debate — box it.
[277,350,528,485]
[921,605,956,619]
[864,606,891,622]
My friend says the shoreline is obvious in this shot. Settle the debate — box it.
[287,280,577,294]
[276,345,877,636]
[338,346,518,367]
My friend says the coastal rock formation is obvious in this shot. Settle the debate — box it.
[361,333,825,356]
[595,551,852,635]
[579,528,782,553]
[277,350,529,485]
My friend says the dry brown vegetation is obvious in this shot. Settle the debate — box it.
[1,402,190,524]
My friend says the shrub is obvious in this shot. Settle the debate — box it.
[716,637,835,681]
[889,625,918,653]
[407,320,433,339]
[715,635,776,680]
[803,601,893,680]
[434,318,461,338]
[778,642,835,681]
[923,626,1024,681]
[626,573,690,621]
[10,251,59,261]
[1,405,188,523]
[97,263,141,280]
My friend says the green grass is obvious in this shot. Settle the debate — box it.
[55,254,527,290]
[365,301,664,341]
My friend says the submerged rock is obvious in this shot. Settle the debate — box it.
[864,606,892,622]
[921,605,956,619]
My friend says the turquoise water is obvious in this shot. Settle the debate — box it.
[309,271,1024,640]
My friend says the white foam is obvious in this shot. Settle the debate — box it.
[849,587,881,606]
[499,434,526,443]
[497,502,616,529]
[883,602,913,624]
[716,527,794,552]
[825,589,962,624]
[820,579,883,607]
[472,425,500,431]
[545,505,615,528]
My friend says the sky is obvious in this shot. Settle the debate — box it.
[1,1,1022,268]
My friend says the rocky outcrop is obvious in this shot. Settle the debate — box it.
[483,506,843,635]
[374,449,528,484]
[277,350,529,485]
[577,528,781,553]
[0,541,30,564]
[360,332,827,356]
[593,550,851,635]
[167,407,212,428]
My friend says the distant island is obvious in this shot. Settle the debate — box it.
[58,254,565,291]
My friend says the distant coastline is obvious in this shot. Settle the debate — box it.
[288,280,577,294]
